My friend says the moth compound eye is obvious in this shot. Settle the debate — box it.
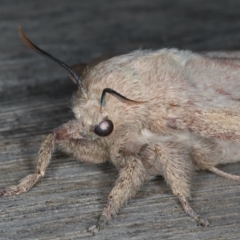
[94,120,114,137]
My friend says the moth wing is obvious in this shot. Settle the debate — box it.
[173,51,240,140]
[201,51,240,60]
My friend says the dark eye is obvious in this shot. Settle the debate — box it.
[94,120,114,137]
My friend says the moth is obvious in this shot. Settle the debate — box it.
[1,27,240,234]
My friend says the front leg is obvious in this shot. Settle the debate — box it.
[0,120,108,197]
[88,156,147,234]
[0,133,55,196]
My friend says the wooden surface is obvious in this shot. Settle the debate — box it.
[0,1,240,239]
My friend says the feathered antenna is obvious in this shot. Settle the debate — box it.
[18,26,87,98]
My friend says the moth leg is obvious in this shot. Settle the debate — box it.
[0,120,108,197]
[177,193,209,226]
[147,142,209,226]
[88,156,147,234]
[209,167,240,181]
[0,133,55,196]
[56,139,108,165]
[49,120,108,165]
[191,140,240,181]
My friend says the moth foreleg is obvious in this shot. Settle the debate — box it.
[0,120,108,197]
[0,132,55,196]
[55,120,109,164]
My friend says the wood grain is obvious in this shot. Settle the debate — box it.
[0,1,240,239]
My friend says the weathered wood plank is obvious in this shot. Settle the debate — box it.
[0,1,240,239]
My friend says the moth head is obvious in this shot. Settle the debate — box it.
[71,86,147,139]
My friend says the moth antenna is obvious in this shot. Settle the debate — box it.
[100,88,147,107]
[18,26,87,98]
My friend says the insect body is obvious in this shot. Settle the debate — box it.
[1,27,240,234]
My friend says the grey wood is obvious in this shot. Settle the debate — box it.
[0,1,240,239]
